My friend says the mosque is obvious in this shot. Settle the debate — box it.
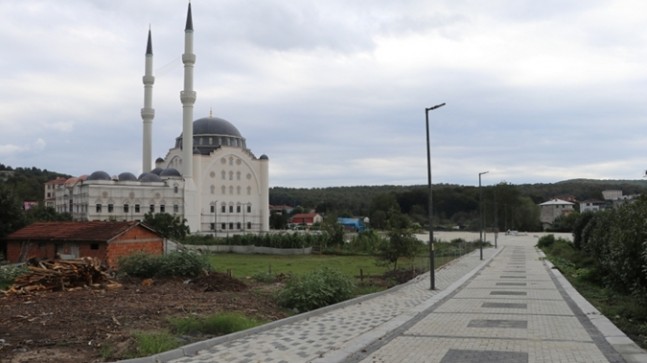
[45,3,270,235]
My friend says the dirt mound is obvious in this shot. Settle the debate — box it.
[189,271,248,292]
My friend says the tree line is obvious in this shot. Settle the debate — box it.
[2,164,647,238]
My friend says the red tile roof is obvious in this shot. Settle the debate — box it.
[5,221,149,242]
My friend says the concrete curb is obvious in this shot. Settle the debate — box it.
[541,251,647,363]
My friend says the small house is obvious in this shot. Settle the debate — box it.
[289,212,323,229]
[3,221,164,268]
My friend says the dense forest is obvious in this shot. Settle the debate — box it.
[2,163,647,233]
[0,164,70,202]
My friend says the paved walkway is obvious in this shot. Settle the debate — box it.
[119,235,647,363]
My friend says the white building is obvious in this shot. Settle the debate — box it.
[46,4,269,236]
[538,198,575,229]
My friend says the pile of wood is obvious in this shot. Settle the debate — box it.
[5,257,121,295]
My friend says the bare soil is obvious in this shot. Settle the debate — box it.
[0,273,289,363]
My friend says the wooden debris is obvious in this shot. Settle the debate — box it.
[6,257,120,295]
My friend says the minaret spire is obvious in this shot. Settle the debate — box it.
[141,27,155,173]
[180,1,199,233]
[180,2,196,178]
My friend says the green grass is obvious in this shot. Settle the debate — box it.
[168,312,264,336]
[207,254,431,279]
[130,331,181,357]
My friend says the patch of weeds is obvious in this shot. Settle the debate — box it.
[168,312,263,336]
[252,271,277,283]
[130,331,180,357]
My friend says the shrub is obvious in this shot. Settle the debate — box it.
[157,252,210,278]
[276,267,354,312]
[0,264,29,289]
[536,234,556,248]
[118,252,209,278]
[118,253,162,278]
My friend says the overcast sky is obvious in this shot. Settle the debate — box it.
[1,0,647,188]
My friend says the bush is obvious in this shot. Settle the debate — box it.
[537,234,556,248]
[0,264,29,289]
[276,267,354,312]
[157,252,210,278]
[118,253,162,278]
[118,252,209,278]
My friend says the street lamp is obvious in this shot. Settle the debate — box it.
[479,171,489,260]
[426,102,446,290]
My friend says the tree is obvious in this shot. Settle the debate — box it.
[24,205,72,223]
[143,212,190,240]
[369,193,400,230]
[548,211,579,232]
[269,212,288,230]
[0,185,26,238]
[376,229,423,271]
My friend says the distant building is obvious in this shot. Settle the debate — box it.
[601,189,639,208]
[602,190,623,201]
[538,198,575,229]
[579,199,607,213]
[289,213,323,228]
[337,217,367,232]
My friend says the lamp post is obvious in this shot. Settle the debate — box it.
[426,102,446,290]
[479,171,489,260]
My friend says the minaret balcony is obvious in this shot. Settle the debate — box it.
[180,91,196,103]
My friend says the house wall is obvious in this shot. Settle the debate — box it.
[106,226,163,268]
[5,226,162,268]
[5,240,108,263]
[6,241,56,262]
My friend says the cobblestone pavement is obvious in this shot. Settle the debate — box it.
[118,235,647,363]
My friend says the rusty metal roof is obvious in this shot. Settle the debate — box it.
[4,221,155,242]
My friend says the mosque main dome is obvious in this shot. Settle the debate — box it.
[175,116,247,155]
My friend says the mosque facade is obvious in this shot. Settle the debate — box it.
[45,4,270,235]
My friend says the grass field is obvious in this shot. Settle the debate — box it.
[207,253,459,280]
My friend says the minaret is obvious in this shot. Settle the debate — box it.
[141,28,155,173]
[180,2,196,177]
[180,2,199,233]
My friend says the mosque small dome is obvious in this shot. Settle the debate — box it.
[151,167,164,175]
[259,154,269,160]
[138,172,162,182]
[160,168,182,177]
[118,172,138,181]
[87,171,111,181]
[155,157,165,164]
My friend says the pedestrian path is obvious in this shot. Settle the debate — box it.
[119,235,647,363]
[343,239,646,363]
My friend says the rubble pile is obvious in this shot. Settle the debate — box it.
[5,257,121,294]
